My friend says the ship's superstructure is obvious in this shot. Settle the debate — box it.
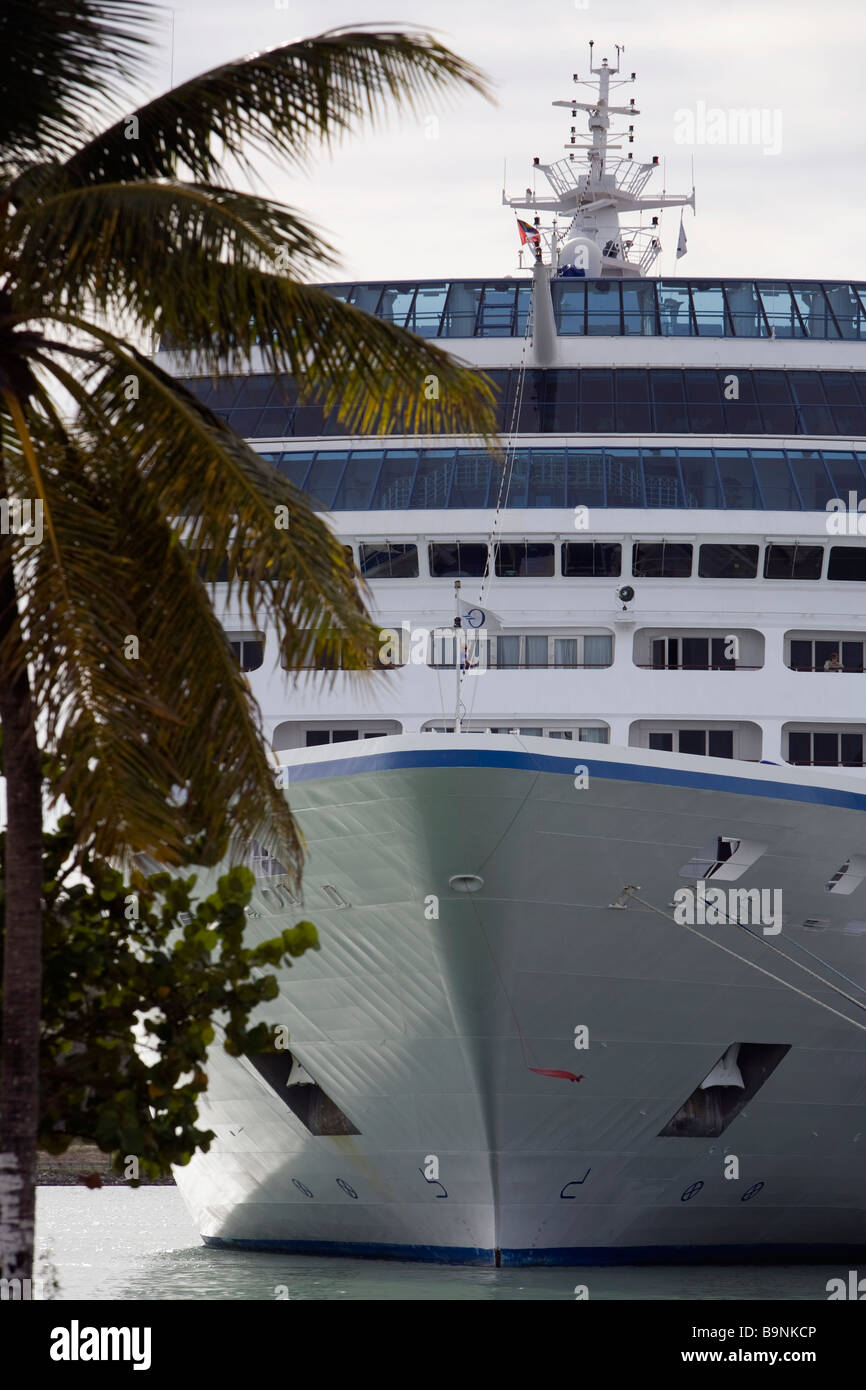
[159,48,866,1264]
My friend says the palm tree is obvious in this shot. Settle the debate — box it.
[0,1,497,1280]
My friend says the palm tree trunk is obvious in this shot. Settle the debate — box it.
[0,518,43,1284]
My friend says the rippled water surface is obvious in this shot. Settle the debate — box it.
[32,1188,843,1301]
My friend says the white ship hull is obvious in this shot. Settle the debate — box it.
[173,735,866,1264]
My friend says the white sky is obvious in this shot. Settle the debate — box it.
[139,0,866,282]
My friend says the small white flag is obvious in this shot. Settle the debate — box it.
[457,598,502,635]
[676,215,688,260]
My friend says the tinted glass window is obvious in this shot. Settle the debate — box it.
[334,453,382,509]
[690,284,728,336]
[527,451,567,507]
[752,452,798,509]
[359,544,419,579]
[553,282,586,334]
[813,732,839,766]
[375,284,414,325]
[680,452,721,508]
[494,542,555,577]
[606,450,644,506]
[757,283,803,337]
[789,455,833,509]
[718,454,760,508]
[643,452,683,508]
[408,284,448,336]
[763,544,823,579]
[373,452,419,509]
[428,542,489,578]
[441,283,482,336]
[411,451,454,507]
[275,452,313,489]
[503,450,531,508]
[622,282,656,335]
[632,543,692,577]
[725,283,766,337]
[305,454,347,508]
[708,730,734,758]
[561,542,622,577]
[679,730,706,755]
[828,547,866,580]
[585,283,621,334]
[658,285,691,336]
[698,544,759,578]
[822,452,864,497]
[788,732,811,764]
[450,453,492,508]
[649,731,674,751]
[567,451,606,508]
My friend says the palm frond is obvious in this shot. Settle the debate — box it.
[0,401,306,873]
[9,180,338,314]
[0,0,152,172]
[61,27,493,185]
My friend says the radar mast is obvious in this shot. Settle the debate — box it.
[503,43,695,278]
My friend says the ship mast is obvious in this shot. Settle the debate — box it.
[503,42,695,278]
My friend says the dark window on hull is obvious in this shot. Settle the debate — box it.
[698,544,759,578]
[763,544,824,579]
[632,542,693,578]
[359,543,419,578]
[658,1043,791,1137]
[494,542,555,577]
[561,542,622,577]
[429,542,489,578]
[828,546,866,581]
[247,1052,360,1135]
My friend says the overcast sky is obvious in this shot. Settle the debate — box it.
[139,0,865,283]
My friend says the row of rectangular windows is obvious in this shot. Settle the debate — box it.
[348,541,866,582]
[267,447,866,513]
[234,631,866,673]
[182,370,866,444]
[314,280,866,341]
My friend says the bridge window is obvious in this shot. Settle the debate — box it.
[561,542,622,577]
[429,542,489,578]
[359,543,419,578]
[632,542,693,578]
[698,544,759,578]
[494,541,555,577]
[763,544,823,580]
[828,547,866,581]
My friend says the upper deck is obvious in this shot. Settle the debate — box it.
[314,278,866,343]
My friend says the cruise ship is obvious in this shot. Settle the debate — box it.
[161,47,866,1265]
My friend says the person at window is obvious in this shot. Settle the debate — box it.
[824,651,842,671]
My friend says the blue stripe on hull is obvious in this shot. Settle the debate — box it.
[286,747,866,814]
[202,1234,493,1265]
[203,1234,866,1267]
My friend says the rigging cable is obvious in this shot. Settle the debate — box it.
[461,276,537,728]
[626,890,866,1034]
